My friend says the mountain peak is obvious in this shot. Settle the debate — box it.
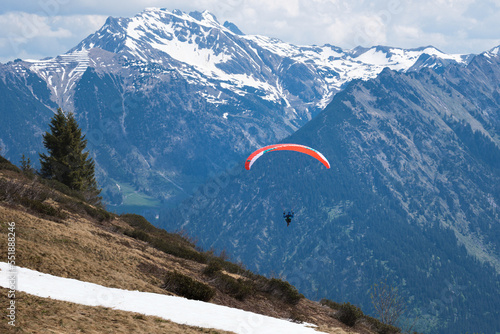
[487,45,500,55]
[223,21,244,35]
[70,8,235,61]
[188,10,220,24]
[133,8,222,29]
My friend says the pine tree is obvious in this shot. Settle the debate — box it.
[39,108,101,204]
[20,154,33,173]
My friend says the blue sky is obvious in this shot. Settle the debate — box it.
[1,0,500,63]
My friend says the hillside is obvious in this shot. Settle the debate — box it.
[0,156,389,334]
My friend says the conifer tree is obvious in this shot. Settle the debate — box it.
[39,108,101,204]
[20,154,33,173]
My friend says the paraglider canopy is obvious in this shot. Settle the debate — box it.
[245,144,330,170]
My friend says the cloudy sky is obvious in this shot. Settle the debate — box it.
[1,0,500,63]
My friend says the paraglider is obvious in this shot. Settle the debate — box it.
[283,211,294,227]
[245,144,330,227]
[245,143,330,170]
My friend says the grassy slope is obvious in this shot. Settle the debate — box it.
[0,288,231,334]
[0,161,377,334]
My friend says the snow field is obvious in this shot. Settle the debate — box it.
[0,262,323,334]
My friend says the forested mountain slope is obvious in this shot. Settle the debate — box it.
[164,49,500,334]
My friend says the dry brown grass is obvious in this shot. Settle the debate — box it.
[0,168,373,334]
[0,205,182,295]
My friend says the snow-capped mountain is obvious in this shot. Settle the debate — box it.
[0,8,483,212]
[25,8,470,117]
[1,8,500,334]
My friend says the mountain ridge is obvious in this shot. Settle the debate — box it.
[0,8,486,213]
[14,8,476,115]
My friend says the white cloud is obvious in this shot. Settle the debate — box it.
[392,25,421,41]
[0,12,70,41]
[0,12,107,62]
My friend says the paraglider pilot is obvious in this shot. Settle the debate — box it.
[283,211,294,227]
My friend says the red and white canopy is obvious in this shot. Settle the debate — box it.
[245,144,330,170]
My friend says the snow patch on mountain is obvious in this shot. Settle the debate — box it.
[0,262,323,334]
[23,49,90,109]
